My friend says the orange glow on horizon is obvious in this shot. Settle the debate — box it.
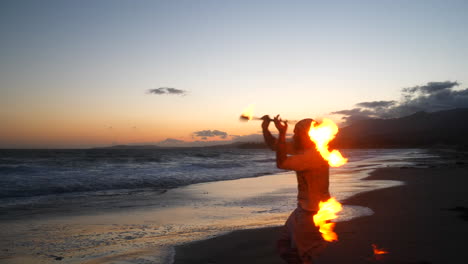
[0,119,247,148]
[1,104,264,148]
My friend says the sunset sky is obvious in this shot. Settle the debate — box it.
[1,0,468,148]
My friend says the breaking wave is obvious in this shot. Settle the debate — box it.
[0,148,281,200]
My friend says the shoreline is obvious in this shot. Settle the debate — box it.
[0,148,424,223]
[0,149,457,263]
[174,159,468,263]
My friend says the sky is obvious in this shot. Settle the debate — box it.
[1,0,468,148]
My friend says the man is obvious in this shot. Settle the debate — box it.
[262,115,330,264]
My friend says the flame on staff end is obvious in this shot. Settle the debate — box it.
[308,118,348,167]
[313,197,343,242]
[240,105,255,121]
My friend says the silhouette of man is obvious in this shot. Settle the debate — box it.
[262,115,330,264]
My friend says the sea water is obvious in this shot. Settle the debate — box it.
[0,148,438,263]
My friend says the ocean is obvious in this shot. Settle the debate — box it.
[0,147,282,218]
[0,148,438,263]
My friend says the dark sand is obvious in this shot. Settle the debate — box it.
[174,162,468,263]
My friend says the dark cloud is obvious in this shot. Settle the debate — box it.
[331,108,375,124]
[148,88,166,94]
[403,81,459,95]
[401,86,419,94]
[147,87,187,96]
[333,81,468,125]
[193,130,228,139]
[356,100,396,108]
[332,108,369,116]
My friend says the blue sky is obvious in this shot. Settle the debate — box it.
[1,0,468,147]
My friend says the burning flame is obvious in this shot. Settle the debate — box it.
[308,118,348,167]
[313,197,343,242]
[372,244,389,255]
[240,105,255,121]
[371,244,389,261]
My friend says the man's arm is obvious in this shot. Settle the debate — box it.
[261,115,277,151]
[277,150,323,171]
[274,116,324,171]
[273,116,289,169]
[262,115,295,153]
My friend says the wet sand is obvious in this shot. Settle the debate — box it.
[1,149,464,263]
[0,173,299,264]
[174,162,468,264]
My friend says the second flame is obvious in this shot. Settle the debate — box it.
[313,197,343,242]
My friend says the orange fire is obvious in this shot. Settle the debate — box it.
[372,244,389,255]
[240,105,255,121]
[313,197,343,242]
[308,118,348,167]
[372,244,389,260]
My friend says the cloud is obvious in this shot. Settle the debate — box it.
[332,81,468,125]
[402,81,459,95]
[147,87,187,96]
[193,130,228,139]
[356,100,396,108]
[331,108,376,123]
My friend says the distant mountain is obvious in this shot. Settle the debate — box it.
[96,141,269,150]
[96,109,468,150]
[156,138,191,147]
[94,137,269,150]
[332,108,468,148]
[93,144,160,150]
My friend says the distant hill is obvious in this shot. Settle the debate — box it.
[94,141,268,150]
[94,134,267,149]
[96,109,468,150]
[331,108,468,148]
[95,144,160,150]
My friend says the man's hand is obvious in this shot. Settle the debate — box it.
[261,115,271,130]
[273,115,288,135]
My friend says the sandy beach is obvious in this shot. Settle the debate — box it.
[1,149,466,264]
[174,153,468,264]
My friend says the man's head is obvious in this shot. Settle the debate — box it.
[293,118,315,151]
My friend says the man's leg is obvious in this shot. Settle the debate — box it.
[294,208,327,264]
[301,256,314,264]
[277,209,301,264]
